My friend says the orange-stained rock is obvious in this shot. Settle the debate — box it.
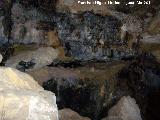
[47,30,61,48]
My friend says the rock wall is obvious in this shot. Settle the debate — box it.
[0,1,159,120]
[0,0,144,60]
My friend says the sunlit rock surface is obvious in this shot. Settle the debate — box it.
[102,96,142,120]
[0,67,58,120]
[59,108,91,120]
[5,47,59,71]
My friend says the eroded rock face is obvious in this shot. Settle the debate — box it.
[59,108,91,120]
[103,96,142,120]
[11,3,46,45]
[0,67,58,120]
[9,2,142,60]
[28,61,129,120]
[5,47,59,71]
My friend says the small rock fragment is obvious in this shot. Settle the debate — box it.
[59,108,91,120]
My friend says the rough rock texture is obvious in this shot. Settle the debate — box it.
[59,108,91,120]
[142,34,160,44]
[0,16,7,42]
[56,0,158,16]
[0,67,58,120]
[148,14,160,35]
[8,2,141,60]
[103,96,142,120]
[5,47,59,71]
[10,3,46,45]
[28,61,129,120]
[0,53,3,63]
[0,1,159,120]
[0,0,158,60]
[47,30,61,47]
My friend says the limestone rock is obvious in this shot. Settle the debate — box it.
[104,96,142,120]
[5,47,59,71]
[59,108,91,120]
[0,67,58,120]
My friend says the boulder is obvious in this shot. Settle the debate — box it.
[59,108,91,120]
[102,96,142,120]
[0,67,58,120]
[5,47,59,71]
